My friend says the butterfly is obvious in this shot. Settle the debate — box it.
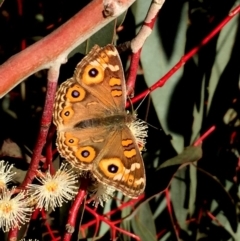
[53,44,147,200]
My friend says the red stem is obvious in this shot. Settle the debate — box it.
[194,125,216,146]
[81,194,144,231]
[128,4,240,107]
[63,178,88,241]
[206,211,223,227]
[85,206,141,241]
[165,189,179,238]
[44,124,57,174]
[127,4,159,95]
[7,227,18,241]
[41,210,59,240]
[105,194,144,216]
[127,49,141,95]
[21,79,58,188]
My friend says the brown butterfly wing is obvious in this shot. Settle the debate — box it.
[56,121,145,198]
[53,77,111,131]
[54,45,126,129]
[53,45,127,170]
[56,127,111,170]
[92,126,146,198]
[74,44,126,112]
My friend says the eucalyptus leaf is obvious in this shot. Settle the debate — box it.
[131,202,157,241]
[157,145,202,170]
[120,196,132,241]
[145,145,202,198]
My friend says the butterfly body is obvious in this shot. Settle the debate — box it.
[74,113,134,129]
[53,45,147,199]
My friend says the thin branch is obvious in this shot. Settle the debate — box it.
[127,4,240,106]
[63,178,89,241]
[194,126,216,146]
[20,65,60,188]
[127,0,165,94]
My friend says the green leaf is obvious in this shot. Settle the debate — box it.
[145,145,202,198]
[131,202,157,241]
[0,0,4,7]
[157,145,202,169]
[121,196,132,241]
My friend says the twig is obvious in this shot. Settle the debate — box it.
[165,189,180,239]
[127,0,165,95]
[7,227,18,241]
[63,178,89,241]
[80,194,144,232]
[20,65,60,187]
[85,205,141,241]
[127,4,240,106]
[194,126,216,146]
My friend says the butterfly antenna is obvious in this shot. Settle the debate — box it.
[127,96,135,114]
[135,90,151,112]
[145,121,161,131]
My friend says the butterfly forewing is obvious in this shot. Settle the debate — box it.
[74,45,126,112]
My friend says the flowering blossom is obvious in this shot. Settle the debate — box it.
[89,178,116,207]
[0,160,15,189]
[20,239,39,241]
[27,164,79,211]
[0,188,32,232]
[127,118,148,152]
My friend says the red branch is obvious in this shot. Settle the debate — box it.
[206,211,224,228]
[81,194,145,240]
[165,189,179,239]
[127,49,142,95]
[194,126,216,146]
[41,209,60,241]
[0,0,136,98]
[127,1,163,94]
[44,124,57,174]
[63,178,89,241]
[85,205,141,241]
[128,4,240,106]
[21,77,58,188]
[7,227,18,241]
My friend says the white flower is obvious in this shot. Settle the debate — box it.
[0,188,32,232]
[127,118,148,152]
[20,239,39,241]
[0,161,15,189]
[89,180,115,207]
[27,164,78,211]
